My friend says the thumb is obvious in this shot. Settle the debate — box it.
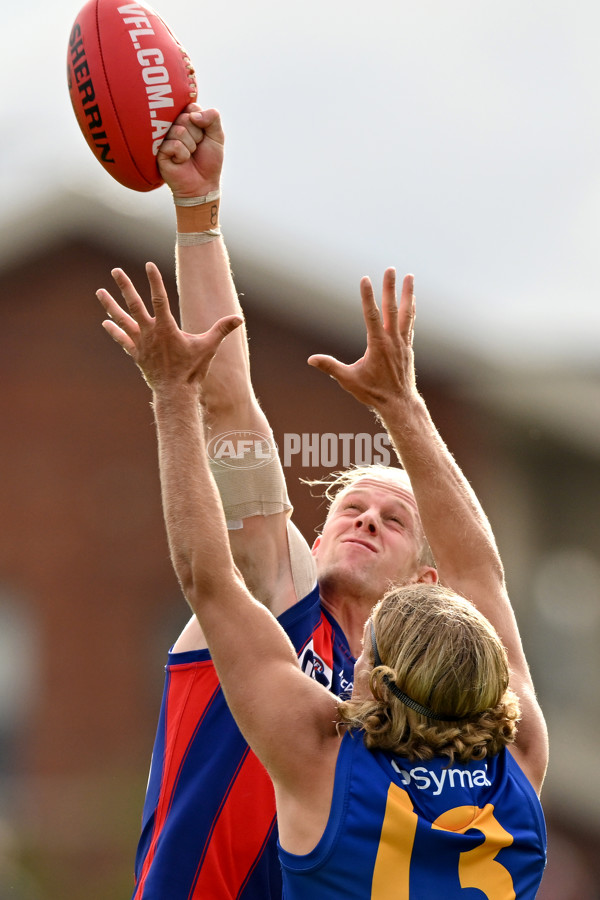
[192,315,243,381]
[204,314,243,348]
[307,354,346,380]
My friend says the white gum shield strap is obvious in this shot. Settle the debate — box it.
[208,445,317,602]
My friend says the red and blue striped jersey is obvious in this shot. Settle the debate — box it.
[131,586,355,899]
[279,731,547,899]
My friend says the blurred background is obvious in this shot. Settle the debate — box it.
[1,0,599,896]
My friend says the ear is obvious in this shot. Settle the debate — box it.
[415,565,438,585]
[311,535,321,558]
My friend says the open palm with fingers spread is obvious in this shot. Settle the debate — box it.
[96,261,242,395]
[308,268,417,413]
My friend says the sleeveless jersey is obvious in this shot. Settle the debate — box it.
[131,585,355,900]
[279,731,546,899]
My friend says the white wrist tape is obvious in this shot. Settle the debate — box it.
[176,229,221,245]
[173,189,221,207]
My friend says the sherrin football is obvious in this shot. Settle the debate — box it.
[67,0,197,191]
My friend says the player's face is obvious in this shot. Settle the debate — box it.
[312,477,428,601]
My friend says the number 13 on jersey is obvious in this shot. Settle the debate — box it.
[372,784,516,899]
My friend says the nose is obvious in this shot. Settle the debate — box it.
[354,511,377,534]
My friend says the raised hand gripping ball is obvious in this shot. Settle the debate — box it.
[67,0,198,191]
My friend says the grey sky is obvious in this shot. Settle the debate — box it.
[3,0,599,364]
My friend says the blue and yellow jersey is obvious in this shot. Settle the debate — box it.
[131,585,355,900]
[279,731,546,899]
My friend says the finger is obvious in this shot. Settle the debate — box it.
[194,315,243,374]
[101,319,137,356]
[380,267,399,334]
[164,103,205,138]
[96,287,140,338]
[157,111,206,163]
[96,285,126,319]
[189,108,224,145]
[110,268,153,325]
[166,122,201,155]
[359,276,383,339]
[398,274,416,343]
[157,136,192,164]
[184,101,204,116]
[307,354,348,382]
[145,262,172,322]
[202,314,243,352]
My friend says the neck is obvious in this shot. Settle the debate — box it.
[318,583,375,658]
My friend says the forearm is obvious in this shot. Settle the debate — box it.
[379,392,538,685]
[175,213,242,334]
[379,392,504,594]
[153,386,236,598]
[175,212,265,433]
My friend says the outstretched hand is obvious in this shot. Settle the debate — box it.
[96,262,242,394]
[157,104,224,199]
[308,269,418,413]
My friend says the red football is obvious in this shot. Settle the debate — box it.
[67,0,197,191]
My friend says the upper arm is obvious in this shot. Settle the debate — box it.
[228,513,300,614]
[229,515,316,615]
[195,575,339,782]
[453,574,549,795]
[172,514,314,652]
[172,518,301,650]
[505,660,548,795]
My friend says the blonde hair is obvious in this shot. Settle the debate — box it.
[338,584,520,764]
[305,465,435,569]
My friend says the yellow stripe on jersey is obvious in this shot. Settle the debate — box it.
[371,784,418,899]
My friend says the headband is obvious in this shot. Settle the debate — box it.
[369,620,464,723]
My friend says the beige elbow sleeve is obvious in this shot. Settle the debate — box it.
[208,444,317,601]
[208,445,292,527]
